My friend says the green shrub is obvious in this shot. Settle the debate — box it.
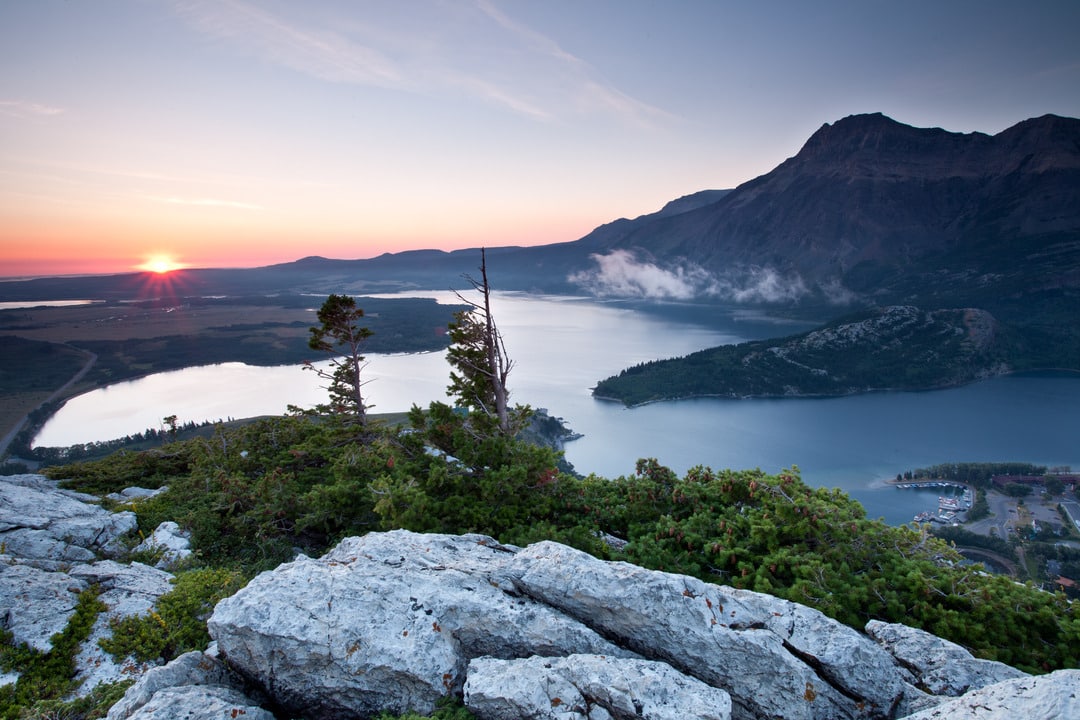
[99,568,244,664]
[375,697,476,720]
[0,588,106,720]
[10,680,132,720]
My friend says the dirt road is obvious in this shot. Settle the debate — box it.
[0,346,97,457]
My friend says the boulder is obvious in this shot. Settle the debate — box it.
[506,540,907,720]
[107,650,251,720]
[208,532,636,719]
[897,669,1080,720]
[119,685,276,720]
[464,654,732,720]
[0,474,136,569]
[0,560,87,651]
[865,620,1028,696]
[105,486,169,504]
[133,521,192,569]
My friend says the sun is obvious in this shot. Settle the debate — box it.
[138,255,184,274]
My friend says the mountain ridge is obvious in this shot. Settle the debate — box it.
[3,112,1077,316]
[577,112,1080,305]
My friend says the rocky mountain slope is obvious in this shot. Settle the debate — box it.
[3,475,1077,720]
[564,113,1080,308]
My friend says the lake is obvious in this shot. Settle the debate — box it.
[33,292,1080,525]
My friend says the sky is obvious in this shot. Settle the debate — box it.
[2,1,1079,278]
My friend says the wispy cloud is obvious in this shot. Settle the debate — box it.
[474,0,673,127]
[0,100,65,118]
[171,0,402,86]
[155,195,264,211]
[169,0,670,126]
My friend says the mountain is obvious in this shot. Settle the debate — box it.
[4,113,1077,316]
[560,113,1080,309]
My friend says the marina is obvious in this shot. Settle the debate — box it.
[896,481,974,524]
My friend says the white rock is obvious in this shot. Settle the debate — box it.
[464,654,732,720]
[68,560,175,694]
[0,472,179,697]
[105,486,168,503]
[897,669,1080,720]
[107,651,237,720]
[122,684,274,720]
[0,527,99,567]
[865,620,1028,696]
[208,531,635,719]
[506,540,906,720]
[0,560,87,651]
[133,521,192,569]
[0,474,136,567]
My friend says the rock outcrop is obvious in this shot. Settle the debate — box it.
[0,474,136,570]
[2,485,1069,720]
[0,474,174,694]
[106,649,274,720]
[464,654,733,720]
[507,539,915,719]
[865,620,1028,696]
[208,532,636,719]
[196,529,1044,720]
[897,670,1080,720]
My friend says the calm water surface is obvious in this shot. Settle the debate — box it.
[34,293,1080,525]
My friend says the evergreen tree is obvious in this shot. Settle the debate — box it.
[306,294,373,425]
[447,249,518,434]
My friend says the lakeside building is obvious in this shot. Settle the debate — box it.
[991,473,1080,489]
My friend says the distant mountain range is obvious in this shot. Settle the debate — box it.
[5,112,1078,323]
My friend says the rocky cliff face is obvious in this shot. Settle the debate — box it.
[3,476,1076,720]
[567,113,1080,306]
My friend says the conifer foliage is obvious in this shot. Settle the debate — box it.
[446,249,517,434]
[306,294,373,425]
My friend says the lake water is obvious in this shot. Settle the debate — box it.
[33,292,1080,525]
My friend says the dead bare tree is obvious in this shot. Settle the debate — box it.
[447,248,515,434]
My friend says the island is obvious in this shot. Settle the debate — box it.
[594,305,1018,406]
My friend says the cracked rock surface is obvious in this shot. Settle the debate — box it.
[209,530,920,720]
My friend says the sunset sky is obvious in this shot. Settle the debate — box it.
[3,1,1079,278]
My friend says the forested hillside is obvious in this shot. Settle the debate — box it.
[594,305,1017,405]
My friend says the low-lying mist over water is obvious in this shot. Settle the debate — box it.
[33,293,1080,526]
[569,250,837,304]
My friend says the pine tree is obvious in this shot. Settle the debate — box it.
[447,248,517,434]
[306,294,373,425]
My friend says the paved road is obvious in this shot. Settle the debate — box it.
[0,347,97,457]
[965,490,1017,540]
[1061,501,1080,532]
